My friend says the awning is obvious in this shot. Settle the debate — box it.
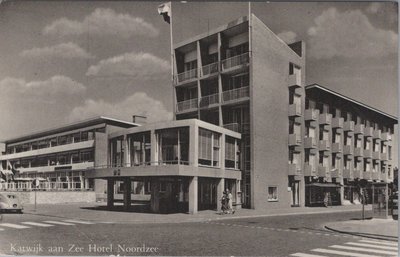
[306,182,342,188]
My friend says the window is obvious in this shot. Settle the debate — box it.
[159,182,167,192]
[225,136,237,168]
[80,150,94,163]
[199,129,220,167]
[184,60,197,71]
[268,186,278,202]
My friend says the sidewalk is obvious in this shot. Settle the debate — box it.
[22,202,371,224]
[325,218,398,240]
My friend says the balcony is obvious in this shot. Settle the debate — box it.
[288,163,301,176]
[331,169,340,178]
[199,93,219,108]
[319,140,330,151]
[343,145,353,155]
[176,98,198,113]
[354,147,363,157]
[221,52,250,72]
[318,166,328,177]
[364,171,372,180]
[373,130,381,139]
[344,121,355,131]
[304,164,317,176]
[200,62,219,77]
[364,149,372,158]
[288,74,301,88]
[364,127,373,137]
[304,137,317,148]
[372,172,380,180]
[354,124,365,134]
[288,134,302,146]
[332,117,344,128]
[381,132,392,141]
[0,140,95,161]
[372,151,380,160]
[176,69,198,84]
[319,113,332,125]
[288,103,302,117]
[304,109,319,121]
[343,169,352,179]
[222,86,250,103]
[332,143,342,153]
[223,123,240,133]
[353,169,362,179]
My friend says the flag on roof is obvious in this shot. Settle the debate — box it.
[158,2,171,24]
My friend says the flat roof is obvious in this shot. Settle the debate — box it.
[109,119,242,139]
[306,84,397,123]
[2,116,140,144]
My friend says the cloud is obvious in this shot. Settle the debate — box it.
[67,92,173,123]
[366,2,383,14]
[307,8,397,59]
[277,31,297,44]
[0,75,85,97]
[86,52,170,79]
[20,42,93,59]
[43,8,159,38]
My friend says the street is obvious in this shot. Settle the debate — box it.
[1,209,396,256]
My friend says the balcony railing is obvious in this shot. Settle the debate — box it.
[381,132,392,141]
[223,123,240,133]
[319,140,330,151]
[304,109,319,121]
[221,52,250,71]
[354,148,363,157]
[288,163,301,176]
[343,169,352,179]
[364,127,373,137]
[373,130,381,139]
[372,151,380,160]
[332,143,342,153]
[344,121,355,131]
[288,134,302,146]
[304,164,317,176]
[318,166,328,177]
[222,86,250,103]
[354,124,365,134]
[304,137,317,148]
[201,62,219,77]
[343,145,353,155]
[319,113,332,125]
[176,98,198,113]
[199,93,219,108]
[176,69,198,83]
[332,117,344,128]
[288,103,302,117]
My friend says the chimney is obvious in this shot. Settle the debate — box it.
[132,115,147,124]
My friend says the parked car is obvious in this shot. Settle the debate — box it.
[0,193,23,213]
[390,191,398,220]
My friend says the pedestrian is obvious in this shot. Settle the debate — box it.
[226,189,235,214]
[221,191,228,214]
[323,192,329,208]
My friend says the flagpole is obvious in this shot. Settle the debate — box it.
[169,1,176,120]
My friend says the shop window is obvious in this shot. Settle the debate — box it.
[267,186,278,202]
[160,182,167,192]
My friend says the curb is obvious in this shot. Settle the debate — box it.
[324,225,398,242]
[23,208,362,225]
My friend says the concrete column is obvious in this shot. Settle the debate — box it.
[217,178,225,212]
[150,130,158,165]
[123,178,131,211]
[189,125,199,166]
[236,179,242,209]
[124,135,130,167]
[188,176,198,214]
[107,179,114,208]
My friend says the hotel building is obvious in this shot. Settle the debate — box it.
[0,14,396,213]
[0,117,138,199]
[172,14,397,210]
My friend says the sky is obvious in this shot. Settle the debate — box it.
[0,1,397,142]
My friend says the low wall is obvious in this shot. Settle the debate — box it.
[9,191,96,205]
